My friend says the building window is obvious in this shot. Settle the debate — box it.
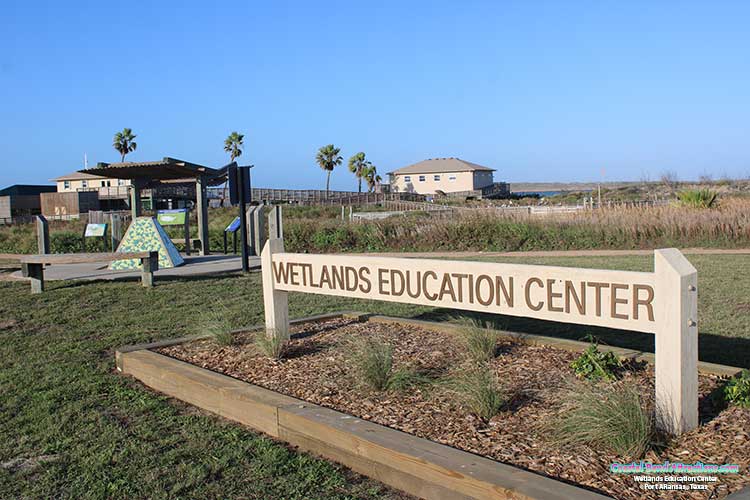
[404,176,411,182]
[418,175,426,182]
[118,179,125,186]
[433,175,441,181]
[81,180,88,188]
[101,181,106,187]
[449,176,456,181]
[63,180,70,190]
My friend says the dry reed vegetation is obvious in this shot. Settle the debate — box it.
[284,197,750,253]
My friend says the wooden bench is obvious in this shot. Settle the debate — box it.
[0,253,24,262]
[20,251,159,294]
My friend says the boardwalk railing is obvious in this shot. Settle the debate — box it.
[250,188,426,205]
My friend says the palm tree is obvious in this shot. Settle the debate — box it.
[363,164,382,192]
[113,128,137,162]
[222,132,245,205]
[224,131,244,161]
[315,144,343,197]
[348,152,369,193]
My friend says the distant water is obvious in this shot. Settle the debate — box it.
[512,190,564,197]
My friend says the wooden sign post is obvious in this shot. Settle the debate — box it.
[261,237,289,341]
[110,213,124,251]
[268,206,283,240]
[654,248,698,434]
[246,205,267,257]
[261,247,699,435]
[35,215,49,254]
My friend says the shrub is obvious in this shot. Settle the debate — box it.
[451,365,505,421]
[571,338,622,381]
[461,326,498,364]
[50,231,83,253]
[723,370,750,408]
[551,382,653,458]
[677,189,718,209]
[255,330,288,359]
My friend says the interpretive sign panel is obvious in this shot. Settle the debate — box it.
[84,223,107,237]
[225,216,242,233]
[157,209,187,226]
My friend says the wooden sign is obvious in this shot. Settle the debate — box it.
[261,241,698,435]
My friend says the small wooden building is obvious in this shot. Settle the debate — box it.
[40,191,100,219]
[0,184,57,221]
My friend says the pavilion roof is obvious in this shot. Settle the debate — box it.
[79,157,227,182]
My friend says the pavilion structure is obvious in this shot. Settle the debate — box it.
[79,157,230,256]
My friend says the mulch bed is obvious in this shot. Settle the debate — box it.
[157,318,750,500]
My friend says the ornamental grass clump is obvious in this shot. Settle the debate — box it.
[352,336,392,390]
[461,326,498,364]
[199,304,236,347]
[570,337,622,381]
[451,365,506,422]
[255,330,288,359]
[350,336,428,391]
[551,381,654,459]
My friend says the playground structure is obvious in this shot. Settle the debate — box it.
[109,217,184,270]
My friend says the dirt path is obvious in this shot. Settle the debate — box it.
[359,248,750,258]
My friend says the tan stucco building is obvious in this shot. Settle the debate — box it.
[389,157,503,196]
[52,171,131,192]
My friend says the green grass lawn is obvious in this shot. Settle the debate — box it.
[0,253,747,498]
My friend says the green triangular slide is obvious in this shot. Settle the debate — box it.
[109,217,185,270]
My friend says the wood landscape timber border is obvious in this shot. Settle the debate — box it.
[116,348,610,499]
[727,485,750,499]
[115,312,746,500]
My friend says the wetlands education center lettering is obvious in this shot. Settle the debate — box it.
[267,253,660,333]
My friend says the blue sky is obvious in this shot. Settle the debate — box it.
[1,0,748,190]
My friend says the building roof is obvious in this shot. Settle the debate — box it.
[389,157,495,175]
[79,157,225,181]
[0,184,57,196]
[52,171,111,182]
